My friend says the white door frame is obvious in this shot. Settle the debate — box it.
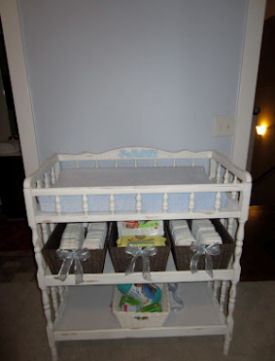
[0,0,266,174]
[232,0,266,169]
[0,0,39,176]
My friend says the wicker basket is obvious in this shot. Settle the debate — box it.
[112,284,170,328]
[170,219,234,271]
[42,223,112,274]
[108,223,171,273]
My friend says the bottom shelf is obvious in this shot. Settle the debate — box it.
[54,283,227,341]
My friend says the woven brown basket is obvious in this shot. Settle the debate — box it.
[170,219,234,271]
[108,223,171,272]
[42,223,111,274]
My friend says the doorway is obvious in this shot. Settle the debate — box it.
[249,14,275,205]
[241,5,275,281]
[0,16,25,219]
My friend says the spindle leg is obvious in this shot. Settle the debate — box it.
[50,287,59,317]
[224,220,245,354]
[41,288,58,361]
[213,280,221,301]
[219,280,229,314]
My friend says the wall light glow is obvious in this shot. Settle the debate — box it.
[256,124,267,135]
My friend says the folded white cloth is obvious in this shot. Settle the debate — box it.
[170,220,189,231]
[198,230,222,245]
[87,222,107,232]
[172,223,196,246]
[191,219,212,234]
[61,223,85,239]
[190,219,222,245]
[175,238,194,246]
[195,226,214,240]
[59,223,85,249]
[82,239,102,249]
[82,222,108,250]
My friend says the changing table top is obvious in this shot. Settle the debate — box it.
[55,166,211,188]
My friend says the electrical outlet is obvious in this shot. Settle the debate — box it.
[213,115,235,136]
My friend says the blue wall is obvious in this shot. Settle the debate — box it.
[18,0,247,162]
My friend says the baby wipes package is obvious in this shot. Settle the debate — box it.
[117,220,164,237]
[117,235,166,247]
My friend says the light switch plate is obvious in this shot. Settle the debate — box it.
[213,115,235,136]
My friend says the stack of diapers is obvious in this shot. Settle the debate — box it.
[42,221,111,281]
[59,223,85,250]
[82,222,107,250]
[169,220,196,246]
[59,222,108,250]
[169,219,228,272]
[169,219,222,246]
[191,219,222,245]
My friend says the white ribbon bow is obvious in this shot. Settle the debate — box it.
[55,249,90,284]
[190,242,220,278]
[125,245,157,281]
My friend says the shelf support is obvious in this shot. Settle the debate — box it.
[110,194,115,214]
[216,163,222,183]
[162,193,168,212]
[189,192,195,212]
[136,194,142,213]
[215,192,221,211]
[82,194,88,215]
[55,196,61,215]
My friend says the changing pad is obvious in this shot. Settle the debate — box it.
[55,166,210,187]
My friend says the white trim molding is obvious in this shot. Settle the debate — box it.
[0,0,39,176]
[232,0,266,170]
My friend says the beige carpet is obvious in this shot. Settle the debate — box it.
[0,281,274,361]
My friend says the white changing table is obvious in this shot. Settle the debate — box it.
[23,147,251,360]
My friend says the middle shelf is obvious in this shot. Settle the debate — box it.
[41,218,236,286]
